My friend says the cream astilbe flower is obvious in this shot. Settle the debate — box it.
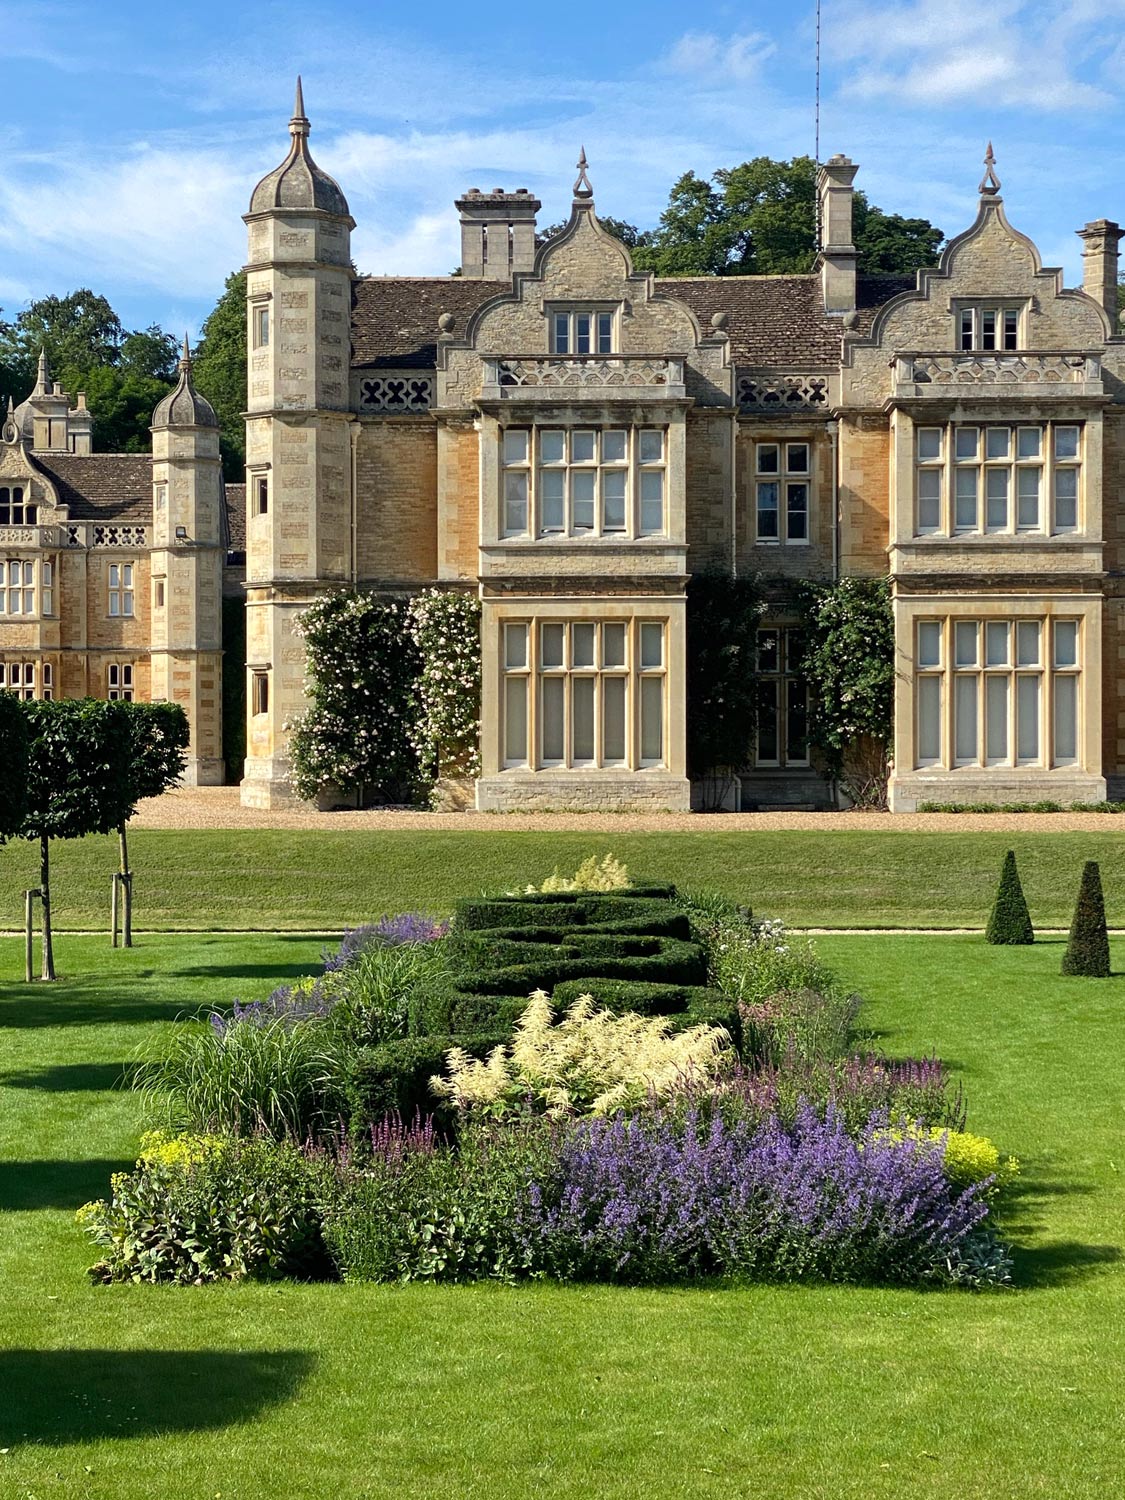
[529,853,631,894]
[434,991,732,1117]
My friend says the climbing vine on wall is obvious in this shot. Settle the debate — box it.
[287,588,482,808]
[408,589,482,797]
[797,576,895,809]
[288,593,422,806]
[685,569,765,803]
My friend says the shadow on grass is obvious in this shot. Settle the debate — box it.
[0,985,204,1030]
[0,1159,135,1211]
[0,1348,314,1446]
[1011,1240,1122,1289]
[0,1062,134,1092]
[171,962,325,982]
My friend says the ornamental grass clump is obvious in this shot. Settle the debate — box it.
[1061,860,1111,977]
[517,1103,997,1286]
[134,1012,349,1142]
[430,990,733,1117]
[986,850,1034,945]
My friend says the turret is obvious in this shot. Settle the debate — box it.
[241,80,356,808]
[149,336,224,784]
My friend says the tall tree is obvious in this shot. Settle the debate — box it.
[0,692,30,841]
[0,290,178,450]
[192,270,247,480]
[629,156,943,278]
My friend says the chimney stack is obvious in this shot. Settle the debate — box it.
[455,187,541,280]
[817,155,859,315]
[1077,219,1122,326]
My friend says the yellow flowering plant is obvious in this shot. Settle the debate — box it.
[876,1123,1020,1199]
[528,854,631,894]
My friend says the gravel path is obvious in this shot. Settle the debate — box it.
[131,785,1125,835]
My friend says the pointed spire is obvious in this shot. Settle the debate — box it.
[290,74,309,138]
[180,332,192,367]
[34,346,49,395]
[979,141,1001,198]
[573,146,593,202]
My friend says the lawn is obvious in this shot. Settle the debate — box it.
[1,929,1123,1498]
[1,826,1124,930]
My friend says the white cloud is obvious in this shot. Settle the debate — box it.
[661,31,777,84]
[827,0,1115,111]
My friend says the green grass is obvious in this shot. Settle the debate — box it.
[2,827,1125,930]
[2,929,1124,1496]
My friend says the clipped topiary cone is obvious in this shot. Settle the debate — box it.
[986,849,1034,945]
[1061,860,1111,978]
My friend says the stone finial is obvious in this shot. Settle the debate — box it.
[437,312,456,334]
[979,142,1001,197]
[181,331,192,365]
[710,311,729,332]
[34,346,49,395]
[291,75,309,137]
[573,147,593,202]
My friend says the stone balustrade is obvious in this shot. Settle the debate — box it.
[356,372,434,413]
[736,371,832,412]
[892,351,1103,398]
[480,355,686,400]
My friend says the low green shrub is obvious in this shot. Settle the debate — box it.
[78,1134,333,1284]
[345,1029,512,1128]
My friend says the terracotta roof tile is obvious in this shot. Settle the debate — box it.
[350,271,915,371]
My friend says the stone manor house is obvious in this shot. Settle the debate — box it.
[3,86,1125,811]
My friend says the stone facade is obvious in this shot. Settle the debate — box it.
[6,95,1123,816]
[237,104,1125,813]
[0,346,232,783]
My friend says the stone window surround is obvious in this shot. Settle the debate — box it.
[544,302,620,356]
[500,424,667,540]
[953,299,1028,351]
[914,419,1083,538]
[1,555,53,618]
[479,596,688,785]
[893,593,1102,780]
[0,659,49,699]
[753,440,812,546]
[107,661,135,702]
[889,410,1103,551]
[107,561,135,618]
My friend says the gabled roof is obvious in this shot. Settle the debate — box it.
[349,271,917,371]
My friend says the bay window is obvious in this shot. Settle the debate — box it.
[501,427,666,538]
[915,423,1081,536]
[915,616,1081,769]
[502,618,666,770]
[1,557,51,616]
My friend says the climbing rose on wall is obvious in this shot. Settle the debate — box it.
[287,592,422,805]
[408,589,482,797]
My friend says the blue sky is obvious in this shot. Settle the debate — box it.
[2,0,1124,339]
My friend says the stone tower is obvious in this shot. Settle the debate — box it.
[149,337,225,784]
[241,78,356,809]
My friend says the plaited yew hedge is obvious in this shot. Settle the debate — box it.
[347,884,737,1129]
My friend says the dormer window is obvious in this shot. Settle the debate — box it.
[958,305,1021,351]
[0,487,36,525]
[550,309,615,355]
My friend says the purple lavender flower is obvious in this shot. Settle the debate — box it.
[518,1102,990,1285]
[322,913,450,971]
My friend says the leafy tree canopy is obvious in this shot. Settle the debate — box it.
[569,156,944,278]
[0,691,30,840]
[192,269,247,480]
[21,699,136,843]
[124,700,190,804]
[0,289,179,451]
